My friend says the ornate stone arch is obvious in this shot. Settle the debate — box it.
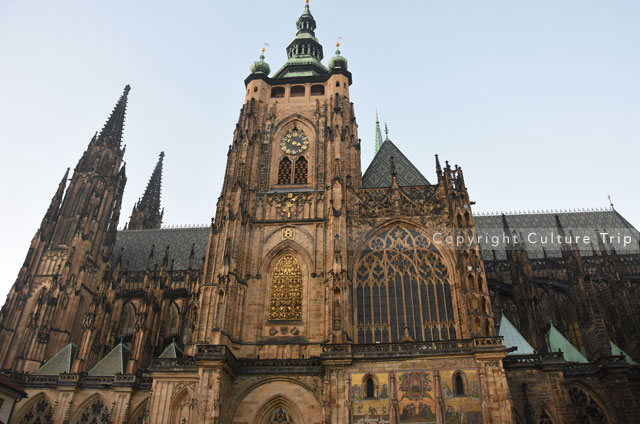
[12,392,53,424]
[70,394,111,424]
[231,378,322,424]
[352,222,459,343]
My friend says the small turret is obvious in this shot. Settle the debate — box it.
[250,47,271,75]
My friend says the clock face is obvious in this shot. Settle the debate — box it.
[280,131,309,154]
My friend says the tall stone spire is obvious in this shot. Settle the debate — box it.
[375,112,383,153]
[127,151,165,230]
[97,84,130,148]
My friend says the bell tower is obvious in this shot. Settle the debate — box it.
[196,0,359,357]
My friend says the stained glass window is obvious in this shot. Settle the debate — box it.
[269,255,303,320]
[569,387,608,424]
[354,226,457,343]
[278,157,292,185]
[18,397,53,424]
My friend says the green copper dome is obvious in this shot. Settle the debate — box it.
[250,50,271,75]
[329,45,348,71]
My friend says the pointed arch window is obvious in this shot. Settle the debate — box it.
[119,302,136,337]
[294,157,308,184]
[355,226,456,343]
[16,396,53,424]
[278,157,292,185]
[75,399,111,424]
[455,373,465,396]
[165,302,180,338]
[569,386,608,424]
[269,255,303,321]
[365,377,376,399]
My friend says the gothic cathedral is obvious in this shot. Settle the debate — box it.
[1,3,639,424]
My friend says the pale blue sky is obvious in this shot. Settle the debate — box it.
[1,0,639,301]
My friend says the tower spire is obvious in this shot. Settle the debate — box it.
[97,84,130,149]
[375,112,383,153]
[127,151,165,230]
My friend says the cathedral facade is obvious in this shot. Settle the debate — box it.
[1,3,639,424]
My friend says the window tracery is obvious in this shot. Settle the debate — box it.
[266,408,295,424]
[75,399,111,424]
[19,396,53,424]
[569,386,608,424]
[268,255,303,320]
[355,226,456,343]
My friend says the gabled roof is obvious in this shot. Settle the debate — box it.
[498,314,535,355]
[158,341,184,359]
[88,342,131,376]
[113,226,209,272]
[547,322,589,363]
[610,341,638,365]
[33,343,78,375]
[474,209,640,260]
[362,140,430,188]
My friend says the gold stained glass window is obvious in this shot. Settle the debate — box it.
[269,255,303,320]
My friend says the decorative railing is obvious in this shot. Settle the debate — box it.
[4,372,151,390]
[323,337,504,359]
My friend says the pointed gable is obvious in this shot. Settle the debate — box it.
[88,342,131,376]
[33,343,78,375]
[362,140,429,188]
[547,322,588,363]
[498,314,535,355]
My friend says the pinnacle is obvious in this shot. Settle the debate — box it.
[97,85,131,149]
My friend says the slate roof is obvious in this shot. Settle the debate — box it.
[113,227,209,272]
[498,314,535,356]
[88,342,131,376]
[362,140,430,188]
[474,209,640,260]
[547,322,588,363]
[32,343,78,375]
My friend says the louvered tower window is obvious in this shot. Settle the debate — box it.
[277,157,292,184]
[294,157,308,184]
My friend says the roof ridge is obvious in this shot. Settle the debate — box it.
[474,206,614,217]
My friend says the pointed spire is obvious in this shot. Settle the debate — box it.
[375,113,384,153]
[384,123,391,142]
[97,85,130,149]
[127,152,164,230]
